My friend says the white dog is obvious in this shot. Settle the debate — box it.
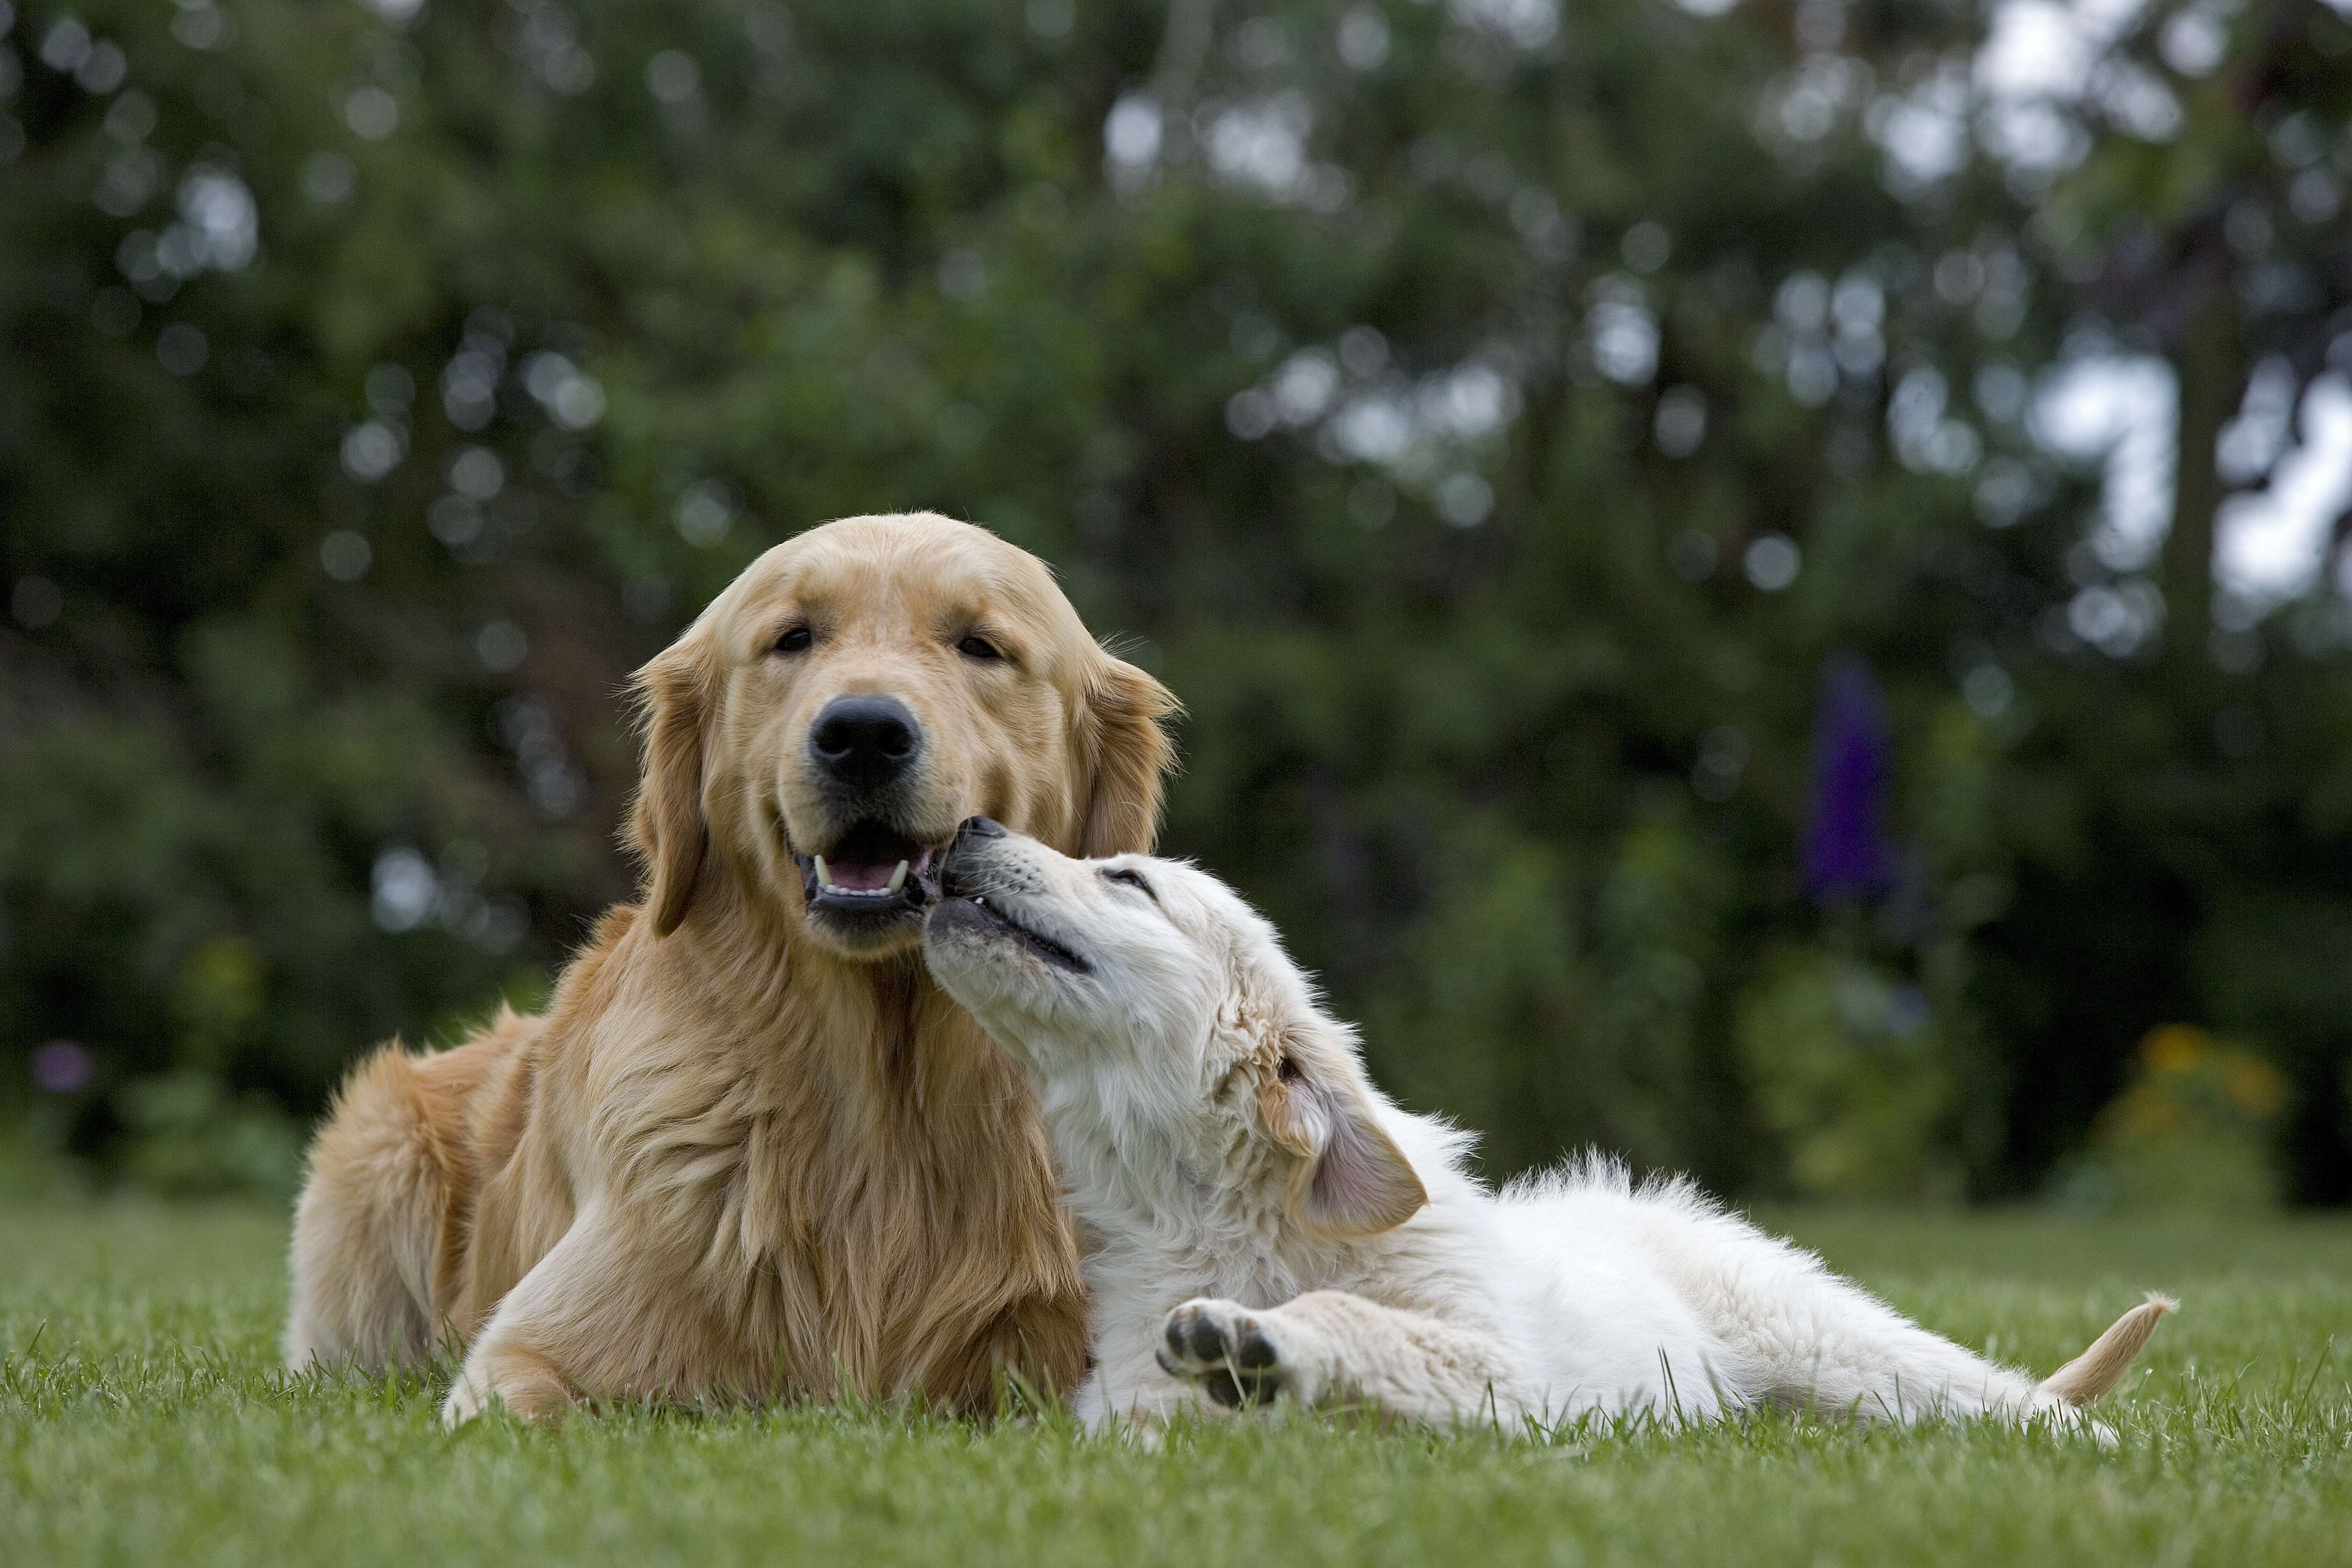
[920,818,2172,1434]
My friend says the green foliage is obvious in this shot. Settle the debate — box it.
[2055,1023,2287,1214]
[6,1202,2352,1566]
[2,0,2350,1200]
[1739,945,1959,1200]
[1361,804,1732,1178]
[112,1070,302,1198]
[0,1104,78,1198]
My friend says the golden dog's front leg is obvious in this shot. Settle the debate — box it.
[1156,1291,1525,1429]
[442,1339,577,1424]
[439,1209,681,1427]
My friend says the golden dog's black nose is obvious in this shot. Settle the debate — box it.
[959,816,1006,841]
[810,696,921,789]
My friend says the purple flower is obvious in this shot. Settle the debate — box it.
[30,1039,97,1095]
[1803,656,1896,907]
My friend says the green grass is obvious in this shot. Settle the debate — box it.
[3,1201,2348,1567]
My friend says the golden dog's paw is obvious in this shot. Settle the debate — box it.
[1156,1298,1289,1408]
[439,1376,492,1428]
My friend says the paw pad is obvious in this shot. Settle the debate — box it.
[1156,1301,1284,1408]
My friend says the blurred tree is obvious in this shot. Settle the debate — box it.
[1,0,2347,1201]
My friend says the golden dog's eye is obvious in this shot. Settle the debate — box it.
[775,626,813,654]
[956,634,1003,662]
[1102,866,1156,901]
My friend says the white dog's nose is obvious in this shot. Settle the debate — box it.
[936,817,1008,899]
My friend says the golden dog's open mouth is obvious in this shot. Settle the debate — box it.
[793,819,945,935]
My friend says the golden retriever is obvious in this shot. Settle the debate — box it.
[282,513,1179,1423]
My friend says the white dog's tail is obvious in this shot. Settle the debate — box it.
[2035,1292,2177,1408]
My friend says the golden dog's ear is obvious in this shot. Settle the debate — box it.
[1077,655,1180,858]
[626,642,710,937]
[1260,1032,1428,1237]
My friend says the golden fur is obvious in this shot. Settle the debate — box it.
[283,514,1179,1421]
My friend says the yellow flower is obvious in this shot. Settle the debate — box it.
[2221,1054,2287,1118]
[2141,1023,2209,1078]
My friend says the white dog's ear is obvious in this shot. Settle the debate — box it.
[1260,1040,1428,1236]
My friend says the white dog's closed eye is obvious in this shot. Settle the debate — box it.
[1101,866,1157,900]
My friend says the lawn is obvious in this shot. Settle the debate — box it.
[2,1201,2347,1567]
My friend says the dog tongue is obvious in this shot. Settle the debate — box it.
[816,844,934,895]
[829,860,899,892]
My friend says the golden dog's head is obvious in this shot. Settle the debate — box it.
[626,513,1179,959]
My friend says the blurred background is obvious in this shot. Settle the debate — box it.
[2,0,2347,1210]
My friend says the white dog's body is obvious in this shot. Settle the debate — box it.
[921,821,2171,1433]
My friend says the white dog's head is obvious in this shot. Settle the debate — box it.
[920,818,1427,1245]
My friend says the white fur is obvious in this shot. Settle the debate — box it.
[921,828,2164,1435]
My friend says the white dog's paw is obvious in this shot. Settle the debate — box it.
[2019,1390,2120,1447]
[1156,1298,1295,1408]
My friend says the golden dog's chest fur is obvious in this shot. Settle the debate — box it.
[406,932,1079,1407]
[286,514,1176,1418]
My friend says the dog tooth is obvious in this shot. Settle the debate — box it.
[887,860,909,893]
[815,855,834,888]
